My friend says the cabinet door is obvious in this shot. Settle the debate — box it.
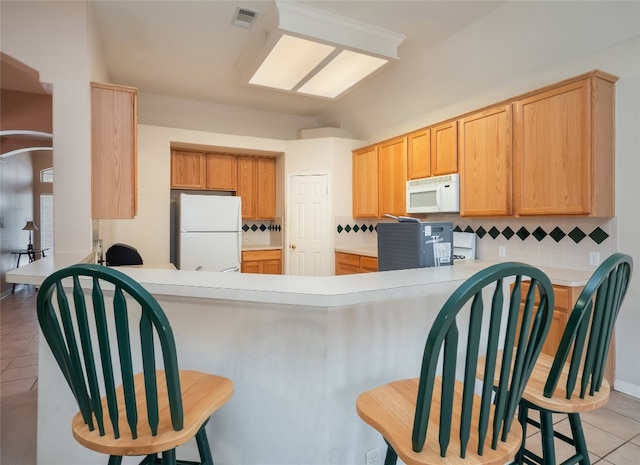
[407,129,430,180]
[262,259,282,275]
[352,146,379,218]
[206,153,237,191]
[378,136,407,217]
[431,121,458,176]
[171,151,206,190]
[459,104,512,217]
[335,252,361,275]
[91,82,138,219]
[257,157,276,219]
[514,79,591,215]
[241,261,260,274]
[237,157,257,219]
[360,256,378,273]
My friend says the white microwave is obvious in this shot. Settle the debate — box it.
[406,173,460,214]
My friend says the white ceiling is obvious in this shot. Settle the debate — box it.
[90,1,506,117]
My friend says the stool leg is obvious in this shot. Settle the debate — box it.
[515,403,529,465]
[568,413,591,465]
[162,448,177,465]
[383,440,398,465]
[108,456,123,465]
[539,411,557,465]
[195,423,214,465]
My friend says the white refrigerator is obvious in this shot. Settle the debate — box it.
[177,193,242,272]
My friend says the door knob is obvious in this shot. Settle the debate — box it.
[290,244,297,249]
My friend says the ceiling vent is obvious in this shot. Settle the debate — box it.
[232,6,259,29]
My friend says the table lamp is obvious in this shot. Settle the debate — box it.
[22,220,38,251]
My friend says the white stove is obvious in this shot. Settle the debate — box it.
[453,231,477,261]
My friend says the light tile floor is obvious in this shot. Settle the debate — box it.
[2,287,640,464]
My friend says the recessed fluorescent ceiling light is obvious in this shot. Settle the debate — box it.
[249,34,335,91]
[239,1,405,100]
[298,50,388,99]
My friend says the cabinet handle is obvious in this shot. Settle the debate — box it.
[290,244,297,249]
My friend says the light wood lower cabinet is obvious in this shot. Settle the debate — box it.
[516,281,615,383]
[335,252,378,275]
[241,249,282,274]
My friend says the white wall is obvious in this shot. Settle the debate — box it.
[1,1,93,255]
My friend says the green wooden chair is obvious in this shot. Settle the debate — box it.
[516,253,633,465]
[37,264,234,465]
[356,262,555,465]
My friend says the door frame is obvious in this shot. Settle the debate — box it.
[285,171,333,276]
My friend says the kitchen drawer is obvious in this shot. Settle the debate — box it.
[520,282,582,312]
[242,249,281,261]
[360,256,378,273]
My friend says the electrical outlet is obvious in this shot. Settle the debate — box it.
[365,447,382,465]
[498,246,506,257]
[589,251,600,266]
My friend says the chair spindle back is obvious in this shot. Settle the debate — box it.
[37,264,183,440]
[543,253,633,399]
[412,262,554,458]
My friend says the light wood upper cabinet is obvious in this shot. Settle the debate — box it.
[352,145,379,218]
[407,129,431,180]
[237,156,276,219]
[237,156,257,218]
[459,104,513,217]
[513,72,616,217]
[378,136,408,217]
[171,150,206,189]
[431,121,458,176]
[91,82,138,219]
[257,157,276,219]
[206,153,237,191]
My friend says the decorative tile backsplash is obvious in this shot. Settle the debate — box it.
[334,216,617,270]
[242,219,282,247]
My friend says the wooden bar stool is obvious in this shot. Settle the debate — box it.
[37,264,233,465]
[356,262,555,465]
[516,253,633,465]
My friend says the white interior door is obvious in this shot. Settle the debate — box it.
[289,174,329,276]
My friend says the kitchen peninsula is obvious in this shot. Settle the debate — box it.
[7,256,592,465]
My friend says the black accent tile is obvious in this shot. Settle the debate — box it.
[464,226,474,233]
[549,227,566,242]
[502,227,514,240]
[454,225,463,232]
[353,225,360,232]
[532,227,547,242]
[337,225,343,233]
[589,227,609,245]
[488,227,500,239]
[242,224,249,232]
[369,225,374,232]
[361,224,367,233]
[476,226,487,238]
[568,227,586,243]
[345,225,351,233]
[250,224,258,232]
[259,224,266,232]
[516,227,530,241]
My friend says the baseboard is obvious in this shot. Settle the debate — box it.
[613,379,640,399]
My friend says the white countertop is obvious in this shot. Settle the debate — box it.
[7,252,592,307]
[242,245,283,251]
[334,247,378,258]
